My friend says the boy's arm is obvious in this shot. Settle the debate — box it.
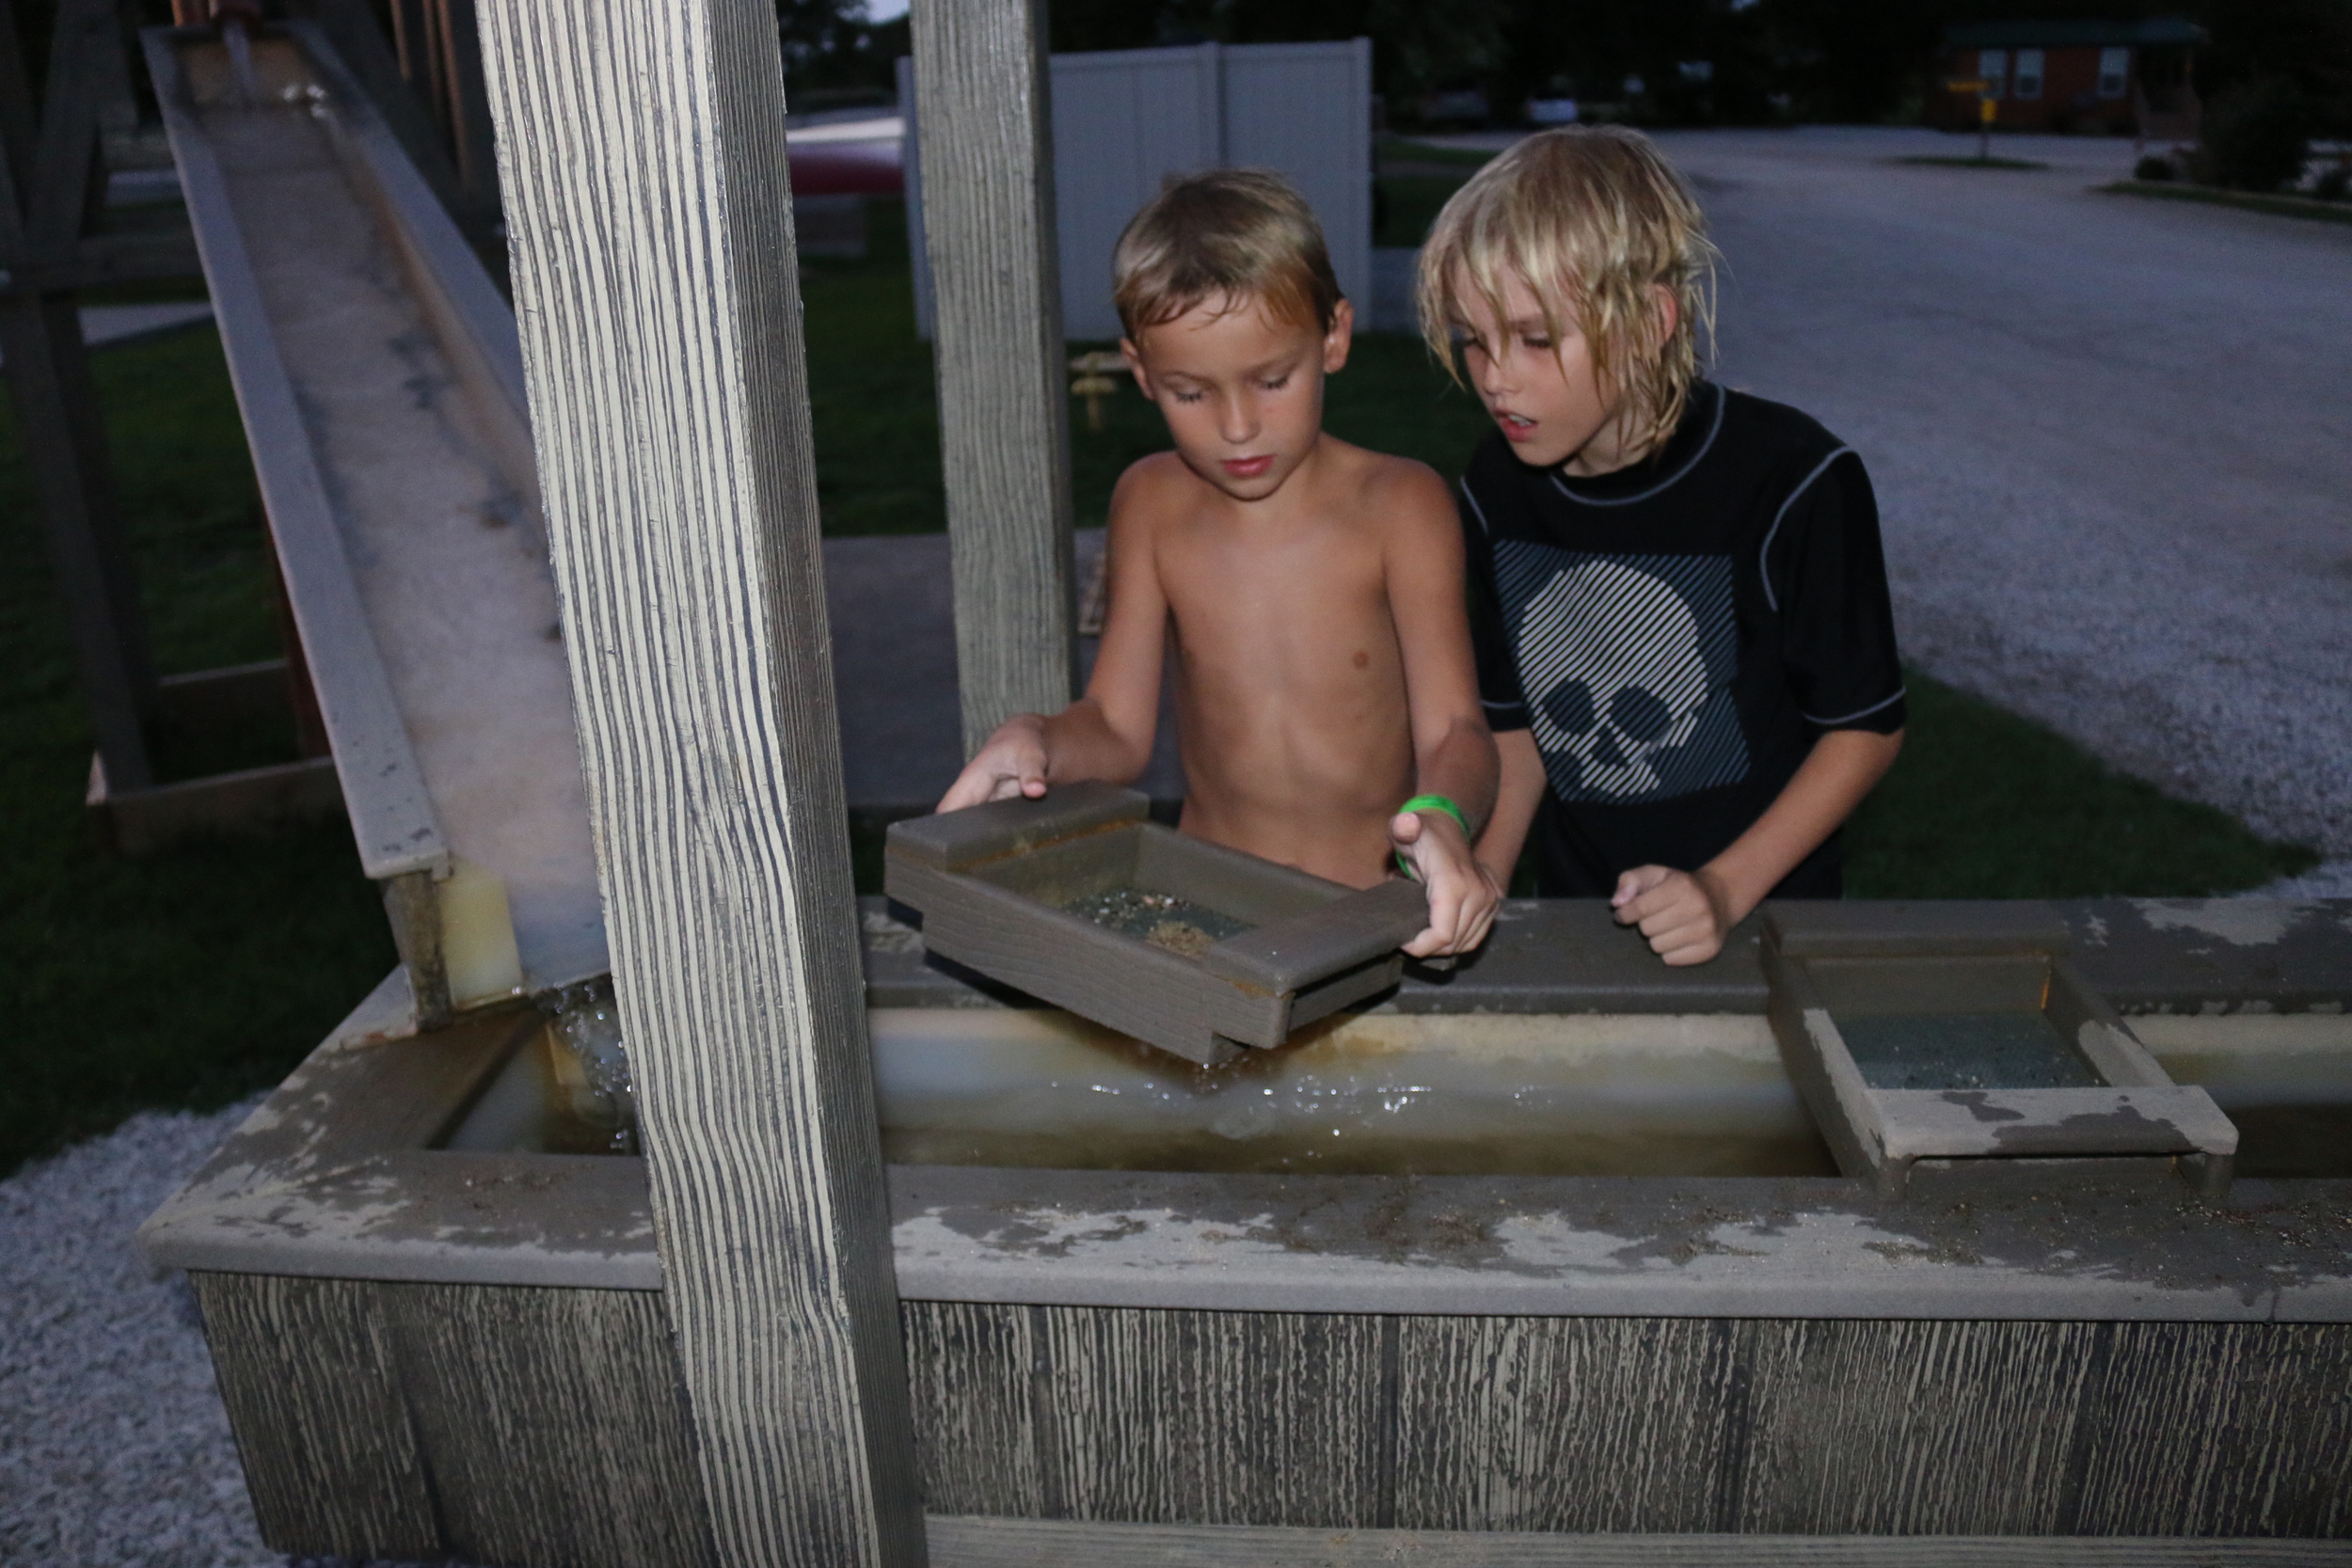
[1382,466,1502,957]
[1621,444,1905,964]
[936,477,1170,811]
[1475,727,1547,889]
[1616,727,1902,964]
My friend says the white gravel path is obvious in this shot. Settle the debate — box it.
[0,1102,279,1568]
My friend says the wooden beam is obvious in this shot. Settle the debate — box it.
[473,2,925,1564]
[0,0,156,787]
[0,293,156,786]
[425,0,497,214]
[89,752,343,856]
[284,0,471,226]
[909,0,1077,754]
[0,230,201,293]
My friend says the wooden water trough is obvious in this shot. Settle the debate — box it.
[140,895,2352,1563]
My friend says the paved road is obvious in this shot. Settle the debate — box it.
[1631,127,2352,869]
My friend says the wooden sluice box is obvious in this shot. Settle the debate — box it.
[1762,902,2240,1197]
[885,783,1432,1065]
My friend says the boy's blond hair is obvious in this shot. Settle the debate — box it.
[1417,127,1718,455]
[1113,167,1343,341]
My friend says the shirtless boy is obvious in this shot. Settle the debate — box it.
[937,169,1501,958]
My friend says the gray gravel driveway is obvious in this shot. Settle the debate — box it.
[1,1104,276,1567]
[1647,127,2352,871]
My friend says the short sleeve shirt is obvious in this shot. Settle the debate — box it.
[1459,381,1905,897]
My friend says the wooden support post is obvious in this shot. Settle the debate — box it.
[474,2,925,1564]
[287,0,471,224]
[426,0,498,214]
[0,0,156,787]
[909,0,1078,754]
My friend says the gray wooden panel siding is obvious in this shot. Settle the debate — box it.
[191,1274,2352,1556]
[1046,45,1223,344]
[191,1273,717,1567]
[909,39,1374,343]
[902,1304,2352,1538]
[1219,39,1374,317]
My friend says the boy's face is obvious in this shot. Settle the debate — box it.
[1453,270,1670,476]
[1121,293,1353,503]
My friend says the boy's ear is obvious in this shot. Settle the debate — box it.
[1650,284,1678,349]
[1322,298,1355,374]
[1119,336,1153,400]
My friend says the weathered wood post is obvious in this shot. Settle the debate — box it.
[0,0,158,788]
[910,0,1078,753]
[474,3,924,1563]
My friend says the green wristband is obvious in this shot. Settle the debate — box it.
[1394,794,1471,877]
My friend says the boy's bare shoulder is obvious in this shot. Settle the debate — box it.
[1320,436,1456,532]
[1110,450,1205,523]
[1104,452,1189,547]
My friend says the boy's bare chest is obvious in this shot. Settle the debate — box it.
[1156,522,1386,633]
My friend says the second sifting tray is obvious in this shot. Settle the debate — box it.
[1761,901,2238,1198]
[885,784,1431,1065]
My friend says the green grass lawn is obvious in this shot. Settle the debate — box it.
[0,195,2314,1175]
[1846,673,2312,898]
[1375,135,1501,168]
[2104,180,2352,227]
[1897,154,2048,171]
[0,327,397,1177]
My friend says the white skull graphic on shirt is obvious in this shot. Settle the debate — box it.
[1496,546,1750,803]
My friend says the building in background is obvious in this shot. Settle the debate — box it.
[903,40,1373,343]
[1936,17,2206,139]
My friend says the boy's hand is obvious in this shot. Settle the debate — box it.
[936,715,1051,813]
[1391,808,1501,958]
[1613,864,1735,966]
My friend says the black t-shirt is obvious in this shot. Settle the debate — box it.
[1460,381,1905,898]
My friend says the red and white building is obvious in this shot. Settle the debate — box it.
[1936,17,2205,139]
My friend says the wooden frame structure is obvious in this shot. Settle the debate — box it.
[118,0,2351,1560]
[141,896,2352,1562]
[908,0,1077,754]
[4,0,183,793]
[7,0,497,852]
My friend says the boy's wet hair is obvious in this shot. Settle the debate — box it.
[1113,167,1343,341]
[1417,127,1718,453]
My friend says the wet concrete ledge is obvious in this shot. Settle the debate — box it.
[141,898,2352,1318]
[868,896,2352,1018]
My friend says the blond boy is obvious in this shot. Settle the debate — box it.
[1420,128,1905,964]
[939,170,1500,958]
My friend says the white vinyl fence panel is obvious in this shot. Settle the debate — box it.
[903,39,1373,342]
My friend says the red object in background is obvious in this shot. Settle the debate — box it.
[787,119,904,196]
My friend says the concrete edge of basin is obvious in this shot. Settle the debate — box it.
[865,895,2352,1019]
[139,897,2352,1317]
